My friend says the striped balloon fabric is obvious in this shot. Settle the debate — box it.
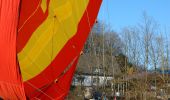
[17,0,102,99]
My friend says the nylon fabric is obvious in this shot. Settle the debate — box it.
[18,0,89,81]
[37,57,79,100]
[0,0,26,99]
[17,0,102,99]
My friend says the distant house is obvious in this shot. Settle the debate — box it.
[72,67,114,87]
[73,53,122,87]
[73,74,113,87]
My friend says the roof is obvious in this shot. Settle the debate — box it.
[76,54,121,76]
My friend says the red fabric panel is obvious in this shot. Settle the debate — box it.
[0,0,26,99]
[36,57,79,100]
[17,0,50,53]
[24,1,102,98]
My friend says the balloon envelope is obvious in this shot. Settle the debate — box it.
[17,0,102,99]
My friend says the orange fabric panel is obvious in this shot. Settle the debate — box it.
[0,0,26,99]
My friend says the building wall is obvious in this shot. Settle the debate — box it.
[72,75,113,86]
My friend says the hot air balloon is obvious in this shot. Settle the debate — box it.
[0,0,102,99]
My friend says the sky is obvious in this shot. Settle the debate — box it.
[98,0,170,33]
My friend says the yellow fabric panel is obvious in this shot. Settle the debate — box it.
[18,0,89,81]
[41,0,47,13]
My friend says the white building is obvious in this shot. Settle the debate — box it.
[72,74,113,87]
